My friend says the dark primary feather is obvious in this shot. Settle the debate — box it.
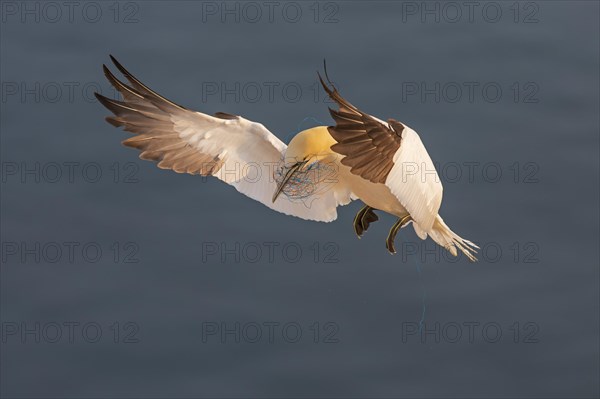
[318,66,404,184]
[95,56,223,175]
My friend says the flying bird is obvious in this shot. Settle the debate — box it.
[95,56,478,260]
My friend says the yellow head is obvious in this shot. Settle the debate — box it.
[284,126,337,165]
[272,126,338,202]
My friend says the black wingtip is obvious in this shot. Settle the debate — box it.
[109,54,130,78]
[317,59,338,96]
[317,70,326,89]
[323,58,329,80]
[102,63,121,85]
[102,64,111,77]
[94,91,109,106]
[323,58,334,87]
[108,55,119,70]
[317,66,334,97]
[102,63,118,85]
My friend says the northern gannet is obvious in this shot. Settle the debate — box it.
[96,56,478,260]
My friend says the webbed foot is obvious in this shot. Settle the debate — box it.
[385,215,412,254]
[353,205,379,238]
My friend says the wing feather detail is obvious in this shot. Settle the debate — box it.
[318,66,442,231]
[97,56,353,222]
[319,73,403,184]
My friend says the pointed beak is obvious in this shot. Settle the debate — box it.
[272,162,304,203]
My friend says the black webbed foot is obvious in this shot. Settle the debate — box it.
[385,215,412,254]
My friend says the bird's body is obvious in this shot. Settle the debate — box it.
[96,56,478,260]
[287,126,408,217]
[341,162,408,217]
[282,125,476,260]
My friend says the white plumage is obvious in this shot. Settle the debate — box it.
[173,112,353,222]
[96,56,478,260]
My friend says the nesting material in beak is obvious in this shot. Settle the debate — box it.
[272,161,304,203]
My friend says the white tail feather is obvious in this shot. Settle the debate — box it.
[428,215,479,262]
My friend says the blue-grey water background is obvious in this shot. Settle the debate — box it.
[1,1,599,397]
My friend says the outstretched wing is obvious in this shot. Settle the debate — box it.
[319,70,442,232]
[96,56,353,222]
